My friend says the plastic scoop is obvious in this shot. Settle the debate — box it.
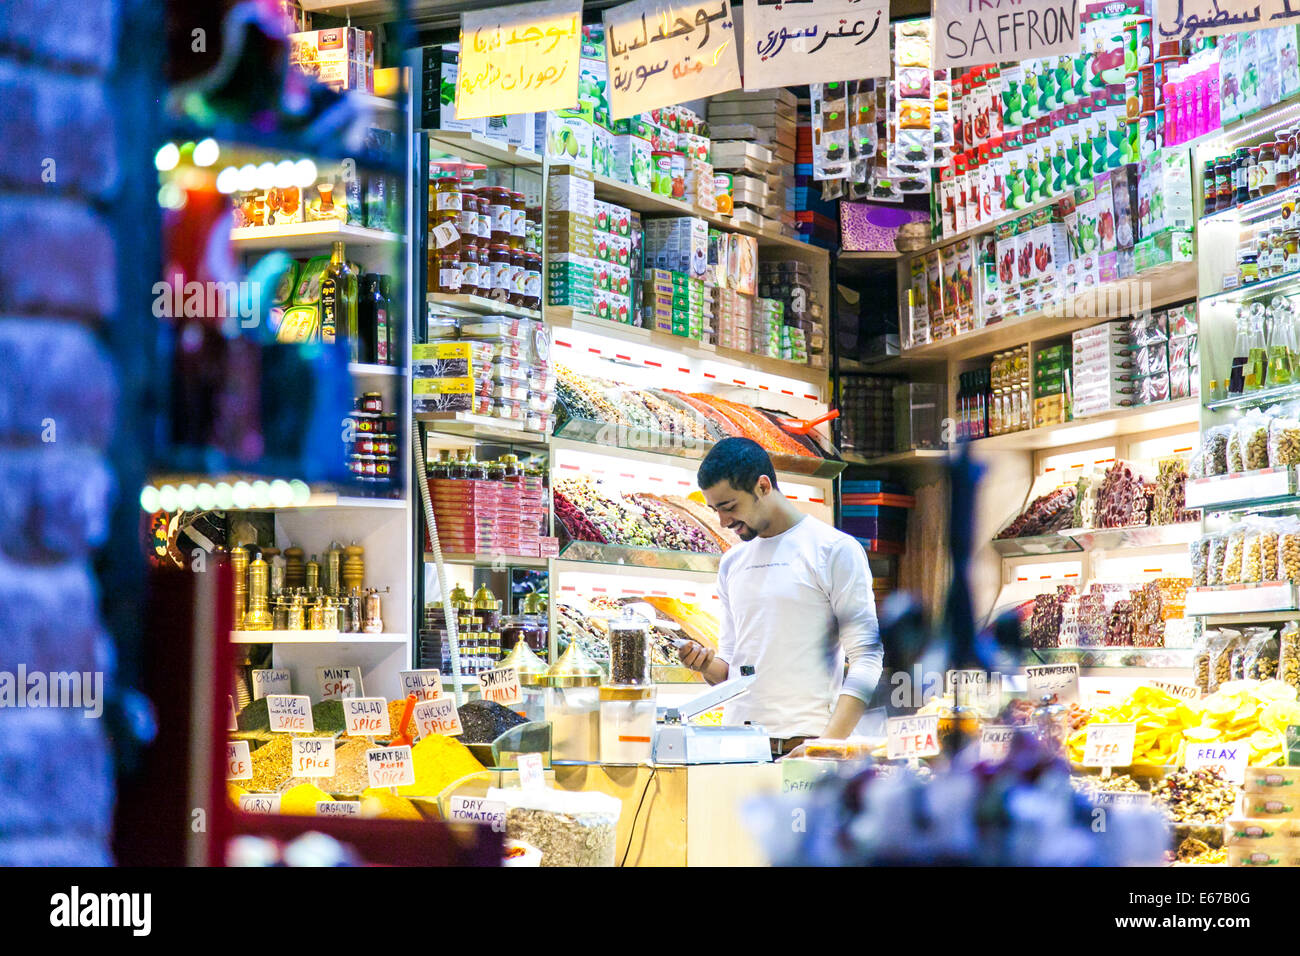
[390,692,418,747]
[774,409,839,435]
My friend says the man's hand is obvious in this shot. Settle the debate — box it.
[677,639,715,672]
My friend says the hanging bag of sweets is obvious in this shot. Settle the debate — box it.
[1206,532,1228,586]
[1279,621,1300,694]
[1190,534,1211,588]
[1244,627,1281,682]
[1281,517,1300,586]
[1209,628,1242,693]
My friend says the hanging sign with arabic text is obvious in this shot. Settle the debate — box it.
[1154,0,1300,42]
[456,0,583,120]
[743,0,889,89]
[604,0,742,119]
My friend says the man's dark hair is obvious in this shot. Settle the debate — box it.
[696,437,778,493]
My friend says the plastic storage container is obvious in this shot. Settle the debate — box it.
[599,685,657,764]
[542,641,603,762]
[892,382,948,450]
[607,605,653,686]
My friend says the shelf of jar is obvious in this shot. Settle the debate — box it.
[348,363,402,377]
[898,262,1198,363]
[1028,646,1197,669]
[427,130,543,168]
[1200,179,1300,227]
[555,539,721,574]
[427,293,542,321]
[549,414,845,480]
[229,630,409,644]
[546,306,830,388]
[423,552,550,570]
[1184,466,1297,510]
[1200,269,1300,308]
[967,398,1200,452]
[229,221,404,250]
[1204,381,1300,412]
[416,412,550,448]
[1185,582,1297,618]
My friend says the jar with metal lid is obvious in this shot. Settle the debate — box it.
[361,392,383,413]
[482,186,512,245]
[509,247,528,308]
[1260,142,1279,196]
[1203,160,1218,214]
[1240,250,1260,285]
[523,251,542,311]
[460,236,481,296]
[1215,154,1234,210]
[509,190,527,249]
[543,641,603,762]
[1285,228,1300,274]
[1032,695,1068,756]
[458,187,479,239]
[607,606,653,686]
[433,168,461,213]
[489,242,513,302]
[1278,130,1293,190]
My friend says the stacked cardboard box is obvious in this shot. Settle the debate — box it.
[708,89,797,234]
[1072,321,1136,418]
[591,199,634,323]
[547,167,596,312]
[290,27,374,93]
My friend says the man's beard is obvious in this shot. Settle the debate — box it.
[733,523,757,541]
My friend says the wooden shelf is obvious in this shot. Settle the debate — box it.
[547,306,829,388]
[230,630,408,644]
[427,293,542,321]
[417,412,550,447]
[428,129,543,168]
[897,262,1198,363]
[842,449,949,468]
[968,398,1199,452]
[229,220,403,251]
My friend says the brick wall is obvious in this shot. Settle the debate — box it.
[0,1,122,865]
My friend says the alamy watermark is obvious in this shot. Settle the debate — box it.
[1039,278,1154,321]
[0,666,103,718]
[152,274,263,327]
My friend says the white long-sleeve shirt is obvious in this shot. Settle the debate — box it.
[716,515,883,738]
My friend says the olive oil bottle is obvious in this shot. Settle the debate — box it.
[320,240,358,354]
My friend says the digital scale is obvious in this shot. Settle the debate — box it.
[651,667,772,764]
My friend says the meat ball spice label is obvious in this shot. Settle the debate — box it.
[292,736,336,778]
[933,0,1081,69]
[226,741,252,780]
[413,697,463,738]
[343,697,392,737]
[480,665,522,706]
[887,714,941,760]
[366,746,416,789]
[266,694,314,733]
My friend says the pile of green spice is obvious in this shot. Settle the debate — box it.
[236,698,270,732]
[457,699,528,744]
[311,699,347,734]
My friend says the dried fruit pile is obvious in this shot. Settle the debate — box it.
[554,476,722,554]
[996,486,1076,538]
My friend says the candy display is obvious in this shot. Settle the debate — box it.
[996,485,1076,539]
[553,477,719,554]
[1151,768,1239,825]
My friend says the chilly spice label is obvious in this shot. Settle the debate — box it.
[366,746,416,789]
[399,670,443,701]
[479,665,522,706]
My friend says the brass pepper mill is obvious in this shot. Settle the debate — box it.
[243,556,274,630]
[261,546,283,596]
[326,542,343,598]
[307,598,328,631]
[287,593,305,631]
[272,594,290,631]
[229,545,249,628]
[363,588,384,633]
[341,544,365,595]
[347,588,364,633]
[305,554,321,591]
[284,546,306,590]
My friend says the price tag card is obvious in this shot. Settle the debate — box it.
[945,669,987,694]
[448,795,507,827]
[317,666,363,701]
[1093,791,1152,809]
[414,697,463,738]
[1185,742,1248,784]
[399,670,443,701]
[228,695,238,732]
[226,741,253,780]
[1083,723,1137,768]
[343,697,392,737]
[1148,680,1200,701]
[479,665,522,706]
[238,793,281,815]
[251,668,291,700]
[366,746,415,789]
[886,714,941,760]
[518,752,545,790]
[317,801,362,817]
[979,725,1016,762]
[1025,664,1080,705]
[431,221,460,248]
[266,694,314,733]
[292,737,335,778]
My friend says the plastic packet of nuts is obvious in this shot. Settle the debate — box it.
[1221,527,1246,585]
[1268,405,1300,468]
[1236,409,1272,471]
[1208,628,1242,693]
[1244,627,1281,682]
[1206,532,1228,586]
[1202,424,1232,476]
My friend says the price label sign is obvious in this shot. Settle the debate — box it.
[400,670,443,701]
[448,795,507,828]
[742,0,889,90]
[1148,680,1200,701]
[979,725,1016,762]
[317,666,363,701]
[292,737,335,778]
[413,697,463,738]
[457,0,583,120]
[1185,742,1248,784]
[226,741,253,780]
[1083,723,1137,768]
[317,801,361,817]
[886,714,941,760]
[1093,791,1152,809]
[343,697,392,737]
[251,668,291,700]
[238,793,281,815]
[366,746,416,789]
[518,752,545,790]
[228,695,239,732]
[1025,664,1080,705]
[265,694,314,733]
[480,665,522,706]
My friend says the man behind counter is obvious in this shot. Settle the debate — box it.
[676,437,884,757]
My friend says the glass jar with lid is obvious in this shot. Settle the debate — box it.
[607,605,653,686]
[543,641,604,762]
[1031,695,1068,757]
[1249,146,1263,199]
[501,636,549,722]
[509,190,527,249]
[461,234,481,296]
[481,186,513,245]
[523,251,542,311]
[1260,142,1279,196]
[1215,154,1235,210]
[433,168,462,214]
[489,242,513,303]
[509,247,529,308]
[1278,129,1293,190]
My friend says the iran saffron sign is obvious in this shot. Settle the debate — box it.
[934,0,1081,68]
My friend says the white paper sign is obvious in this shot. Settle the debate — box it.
[251,668,291,700]
[317,666,363,701]
[933,0,1082,68]
[413,697,463,738]
[1083,723,1137,768]
[317,801,361,817]
[227,741,253,780]
[480,666,523,706]
[887,714,941,760]
[1148,680,1200,701]
[366,746,416,789]
[518,751,546,789]
[239,793,281,815]
[1185,742,1248,785]
[1025,664,1080,705]
[343,697,392,737]
[1093,791,1152,809]
[457,0,584,120]
[604,0,742,120]
[979,725,1016,762]
[743,0,889,89]
[266,694,314,733]
[1156,0,1270,43]
[400,670,443,702]
[448,795,508,827]
[292,736,335,778]
[228,695,238,732]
